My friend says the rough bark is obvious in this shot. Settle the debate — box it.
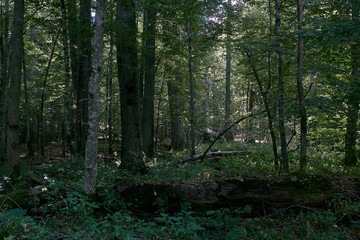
[142,0,157,158]
[78,0,92,156]
[116,175,360,213]
[275,0,289,173]
[106,38,114,154]
[6,0,24,175]
[116,0,146,174]
[84,0,105,196]
[60,0,74,157]
[167,73,186,151]
[186,9,196,156]
[23,56,34,157]
[0,0,9,162]
[344,0,360,166]
[38,33,58,156]
[297,0,307,172]
[224,0,233,141]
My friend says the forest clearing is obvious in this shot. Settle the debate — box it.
[1,0,360,239]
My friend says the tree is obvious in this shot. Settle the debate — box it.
[275,0,289,173]
[116,0,146,174]
[84,0,106,196]
[297,0,307,172]
[344,0,360,166]
[142,0,157,158]
[224,0,233,141]
[6,0,24,175]
[0,0,9,162]
[185,0,196,156]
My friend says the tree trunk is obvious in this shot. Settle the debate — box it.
[297,0,307,172]
[142,0,157,158]
[84,0,105,196]
[275,0,289,173]
[60,0,74,157]
[78,0,92,156]
[0,0,9,162]
[6,0,24,176]
[116,0,146,174]
[23,56,34,157]
[68,0,81,158]
[186,7,196,156]
[224,0,233,141]
[116,175,360,213]
[38,34,58,156]
[245,53,278,169]
[107,38,114,154]
[344,0,360,166]
[167,72,186,151]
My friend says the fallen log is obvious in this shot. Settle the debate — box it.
[177,151,248,164]
[115,174,360,213]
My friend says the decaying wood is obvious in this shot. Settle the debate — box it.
[177,151,248,164]
[115,175,360,213]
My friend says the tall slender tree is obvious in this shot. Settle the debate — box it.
[224,0,233,141]
[142,0,157,158]
[0,0,9,162]
[84,0,106,196]
[275,0,289,173]
[185,0,196,156]
[344,0,360,166]
[116,0,146,174]
[297,0,307,172]
[6,0,24,175]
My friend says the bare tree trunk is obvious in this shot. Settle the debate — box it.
[186,6,195,156]
[84,0,105,196]
[297,0,307,172]
[6,0,24,176]
[0,0,9,161]
[224,0,233,141]
[142,0,157,158]
[245,52,278,169]
[345,0,360,166]
[116,0,146,174]
[167,72,186,151]
[107,38,114,154]
[38,33,58,156]
[60,0,74,157]
[23,56,34,157]
[275,0,289,173]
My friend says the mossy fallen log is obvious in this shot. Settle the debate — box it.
[115,174,360,213]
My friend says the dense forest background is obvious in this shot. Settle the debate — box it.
[0,0,360,239]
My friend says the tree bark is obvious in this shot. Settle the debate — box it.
[344,0,360,166]
[106,37,114,154]
[275,0,289,173]
[78,0,92,156]
[6,0,24,175]
[0,0,9,162]
[167,72,186,151]
[142,0,157,158]
[84,0,105,196]
[23,56,34,157]
[297,0,307,172]
[60,0,74,157]
[116,0,146,174]
[224,0,233,141]
[186,4,196,156]
[38,33,58,156]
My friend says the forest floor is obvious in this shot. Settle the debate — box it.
[1,141,360,239]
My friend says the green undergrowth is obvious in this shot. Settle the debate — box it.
[1,142,360,239]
